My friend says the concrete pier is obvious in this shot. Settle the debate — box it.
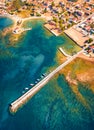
[59,47,71,58]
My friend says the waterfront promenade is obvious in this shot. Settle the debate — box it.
[9,50,83,114]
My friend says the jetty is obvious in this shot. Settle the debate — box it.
[9,50,83,114]
[13,28,32,34]
[59,47,71,58]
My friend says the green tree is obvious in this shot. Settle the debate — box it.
[90,23,94,28]
[51,2,55,7]
[88,38,93,43]
[43,8,47,13]
[53,17,58,23]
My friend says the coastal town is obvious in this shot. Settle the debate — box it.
[0,1,94,129]
[0,0,94,59]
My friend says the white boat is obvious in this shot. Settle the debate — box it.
[37,79,40,81]
[24,87,29,90]
[22,91,25,93]
[41,75,44,78]
[35,81,37,84]
[30,83,34,86]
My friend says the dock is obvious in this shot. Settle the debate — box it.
[59,47,71,58]
[13,28,32,34]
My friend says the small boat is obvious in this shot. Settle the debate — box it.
[22,91,25,93]
[41,75,44,78]
[36,79,40,81]
[24,87,29,90]
[42,73,46,77]
[30,83,34,86]
[35,81,37,84]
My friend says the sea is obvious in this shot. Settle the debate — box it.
[0,17,94,130]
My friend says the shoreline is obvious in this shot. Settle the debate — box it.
[0,14,46,22]
[0,14,46,31]
[0,14,46,36]
[1,14,93,62]
[44,24,58,36]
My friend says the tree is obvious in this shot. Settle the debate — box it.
[88,38,93,43]
[90,23,94,28]
[51,2,55,7]
[43,8,47,13]
[36,12,41,16]
[53,17,58,23]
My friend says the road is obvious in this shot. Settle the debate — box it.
[9,50,83,113]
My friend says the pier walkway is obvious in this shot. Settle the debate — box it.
[9,50,83,114]
[59,47,71,58]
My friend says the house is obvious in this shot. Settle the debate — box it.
[84,0,91,2]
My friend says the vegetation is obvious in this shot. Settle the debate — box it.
[36,12,41,17]
[90,23,94,28]
[88,38,93,43]
[51,2,55,7]
[12,0,23,10]
[53,17,58,23]
[43,8,47,13]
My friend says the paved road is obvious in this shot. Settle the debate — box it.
[10,50,83,113]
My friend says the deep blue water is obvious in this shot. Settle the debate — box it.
[0,17,94,130]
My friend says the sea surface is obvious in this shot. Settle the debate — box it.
[0,17,13,30]
[0,17,94,130]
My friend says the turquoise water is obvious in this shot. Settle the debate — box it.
[0,17,13,30]
[0,17,94,130]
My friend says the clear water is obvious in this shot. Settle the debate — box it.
[0,18,94,130]
[0,17,13,30]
